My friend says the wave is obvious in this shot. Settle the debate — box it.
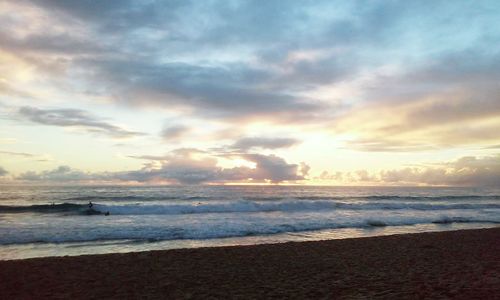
[50,195,500,202]
[94,201,500,215]
[294,195,500,201]
[0,215,498,245]
[64,195,180,201]
[2,200,500,215]
[0,203,85,213]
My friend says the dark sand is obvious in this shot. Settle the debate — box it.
[1,228,499,299]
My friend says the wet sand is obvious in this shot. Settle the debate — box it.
[1,227,499,299]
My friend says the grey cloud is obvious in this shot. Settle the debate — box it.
[319,154,500,187]
[17,165,94,182]
[404,154,500,186]
[355,170,377,182]
[405,93,500,130]
[334,48,500,151]
[17,150,306,184]
[0,166,8,177]
[379,168,448,185]
[231,137,300,150]
[317,171,343,181]
[0,150,51,162]
[79,58,324,120]
[124,150,306,184]
[117,159,218,184]
[6,1,359,120]
[120,148,217,184]
[299,162,310,177]
[5,1,499,128]
[32,0,135,21]
[0,30,104,56]
[374,49,500,112]
[17,106,145,138]
[127,155,169,161]
[127,148,206,162]
[237,154,305,183]
[0,150,36,157]
[31,0,184,33]
[316,170,376,183]
[160,125,190,140]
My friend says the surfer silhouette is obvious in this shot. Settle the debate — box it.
[88,201,93,208]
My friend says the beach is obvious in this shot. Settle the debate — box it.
[1,227,499,299]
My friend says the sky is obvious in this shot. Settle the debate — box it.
[1,0,500,186]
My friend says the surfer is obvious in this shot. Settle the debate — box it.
[88,201,93,208]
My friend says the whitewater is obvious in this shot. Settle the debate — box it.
[0,185,499,260]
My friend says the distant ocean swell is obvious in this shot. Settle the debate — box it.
[63,195,500,201]
[1,199,500,215]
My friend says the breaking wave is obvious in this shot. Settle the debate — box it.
[0,214,498,245]
[1,200,500,215]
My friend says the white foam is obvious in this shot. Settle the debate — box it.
[0,208,498,245]
[91,200,500,215]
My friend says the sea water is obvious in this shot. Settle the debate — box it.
[0,185,499,260]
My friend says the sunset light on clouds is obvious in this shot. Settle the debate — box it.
[1,0,500,186]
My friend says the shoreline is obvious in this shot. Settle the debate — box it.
[1,227,499,299]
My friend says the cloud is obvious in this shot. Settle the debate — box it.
[318,171,343,181]
[12,153,500,186]
[0,150,52,162]
[15,149,307,184]
[17,165,95,182]
[333,48,500,151]
[117,148,217,184]
[0,166,8,177]
[231,137,300,150]
[2,0,500,181]
[316,170,377,183]
[160,125,190,140]
[0,150,36,157]
[127,155,169,161]
[123,150,307,184]
[4,1,498,127]
[299,162,311,177]
[0,29,105,56]
[234,154,307,183]
[17,106,145,138]
[0,1,350,122]
[0,81,37,99]
[77,58,325,121]
[318,154,500,187]
[345,139,436,152]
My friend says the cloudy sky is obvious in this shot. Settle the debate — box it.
[1,0,499,186]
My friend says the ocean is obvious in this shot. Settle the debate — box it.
[1,185,499,260]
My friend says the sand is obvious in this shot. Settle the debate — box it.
[1,227,499,299]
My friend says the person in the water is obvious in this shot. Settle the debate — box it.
[88,201,93,208]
